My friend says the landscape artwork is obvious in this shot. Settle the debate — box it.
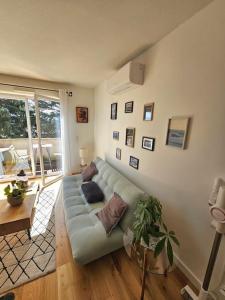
[166,116,190,149]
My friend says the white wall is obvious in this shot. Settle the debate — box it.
[94,0,225,288]
[67,85,94,172]
[0,75,95,173]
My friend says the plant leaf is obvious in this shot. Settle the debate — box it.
[142,232,149,246]
[163,223,168,232]
[154,237,166,257]
[151,230,165,238]
[169,231,175,235]
[170,235,180,246]
[167,239,173,266]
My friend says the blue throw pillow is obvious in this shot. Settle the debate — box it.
[81,181,104,203]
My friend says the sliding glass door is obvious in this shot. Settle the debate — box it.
[0,95,34,180]
[34,94,62,186]
[0,91,62,186]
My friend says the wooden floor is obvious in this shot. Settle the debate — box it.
[8,183,192,300]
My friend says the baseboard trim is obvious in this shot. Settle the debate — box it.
[174,254,201,290]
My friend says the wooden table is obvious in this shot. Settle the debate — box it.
[0,184,39,239]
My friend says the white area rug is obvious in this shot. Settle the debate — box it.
[0,183,60,295]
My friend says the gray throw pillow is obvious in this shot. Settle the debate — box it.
[81,181,104,203]
[96,193,128,236]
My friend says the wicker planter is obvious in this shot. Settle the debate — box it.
[123,228,174,275]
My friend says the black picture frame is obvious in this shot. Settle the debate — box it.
[142,137,155,151]
[113,131,119,140]
[111,103,117,120]
[143,103,154,121]
[116,148,121,160]
[125,128,135,147]
[125,101,133,113]
[129,156,139,170]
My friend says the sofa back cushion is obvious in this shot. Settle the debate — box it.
[92,157,144,232]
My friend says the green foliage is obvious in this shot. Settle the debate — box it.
[0,98,61,139]
[132,195,180,266]
[0,100,27,138]
[133,195,162,245]
[4,180,26,198]
[154,223,180,266]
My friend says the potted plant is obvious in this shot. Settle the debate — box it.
[4,180,26,207]
[16,169,28,189]
[132,195,180,271]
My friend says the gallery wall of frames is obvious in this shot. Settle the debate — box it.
[111,100,190,170]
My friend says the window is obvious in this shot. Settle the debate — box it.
[0,97,61,139]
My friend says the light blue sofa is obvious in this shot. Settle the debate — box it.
[62,157,144,264]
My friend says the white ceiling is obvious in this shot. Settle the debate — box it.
[0,0,212,87]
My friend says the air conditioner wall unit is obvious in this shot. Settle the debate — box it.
[107,61,145,95]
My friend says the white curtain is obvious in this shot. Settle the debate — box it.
[59,89,72,176]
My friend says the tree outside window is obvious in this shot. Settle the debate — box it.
[0,98,61,139]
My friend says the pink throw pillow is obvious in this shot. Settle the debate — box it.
[82,162,98,181]
[96,193,128,236]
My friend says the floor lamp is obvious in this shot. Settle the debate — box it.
[79,148,88,171]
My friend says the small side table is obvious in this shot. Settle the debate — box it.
[123,229,172,300]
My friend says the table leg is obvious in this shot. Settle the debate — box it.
[140,248,148,300]
[27,229,31,240]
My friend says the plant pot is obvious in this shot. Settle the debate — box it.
[7,195,24,207]
[140,236,174,274]
[146,248,174,275]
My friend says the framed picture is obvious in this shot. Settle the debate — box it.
[125,101,133,113]
[166,116,190,149]
[116,148,121,160]
[129,156,139,170]
[125,128,135,147]
[142,137,155,151]
[111,103,117,120]
[143,103,154,121]
[76,107,88,123]
[113,131,119,140]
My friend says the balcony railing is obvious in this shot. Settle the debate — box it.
[0,138,62,181]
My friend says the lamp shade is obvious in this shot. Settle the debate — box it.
[79,148,88,159]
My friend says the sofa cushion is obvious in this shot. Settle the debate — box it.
[81,181,104,203]
[96,193,128,235]
[82,161,98,181]
[68,214,124,265]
